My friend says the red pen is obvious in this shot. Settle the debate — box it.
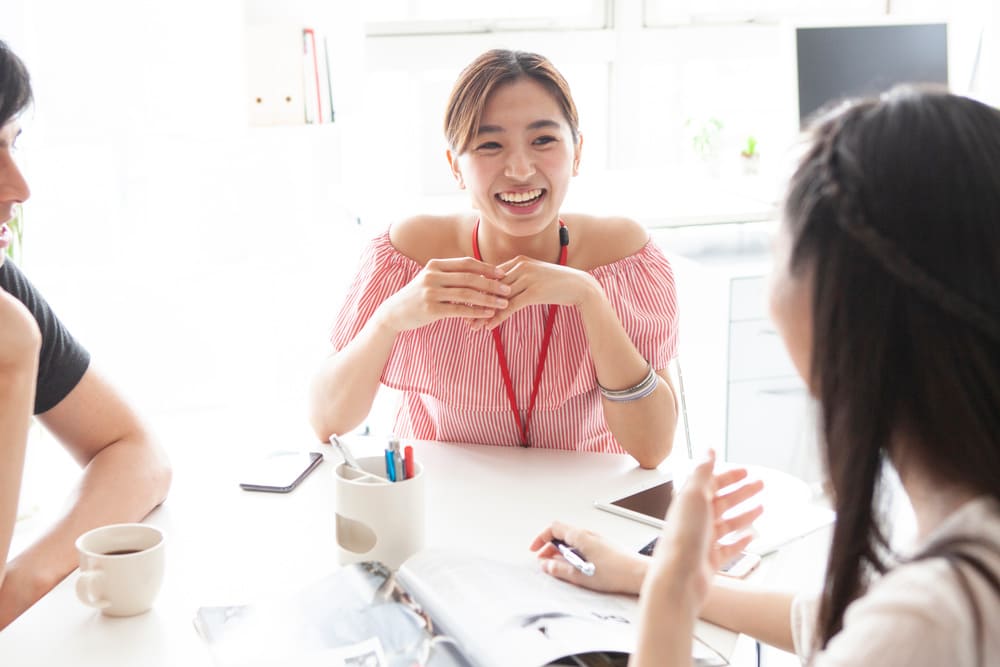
[404,445,415,479]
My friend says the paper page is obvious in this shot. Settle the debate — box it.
[203,638,388,667]
[746,503,834,555]
[398,549,727,667]
[194,562,470,667]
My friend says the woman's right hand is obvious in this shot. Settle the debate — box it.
[530,466,764,597]
[377,257,512,333]
[530,521,650,595]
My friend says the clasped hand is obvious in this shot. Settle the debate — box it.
[381,256,593,333]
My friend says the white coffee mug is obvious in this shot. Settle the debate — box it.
[335,456,425,570]
[75,523,165,617]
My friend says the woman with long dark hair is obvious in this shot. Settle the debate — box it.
[532,87,1000,665]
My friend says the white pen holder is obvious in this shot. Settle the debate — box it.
[334,456,425,571]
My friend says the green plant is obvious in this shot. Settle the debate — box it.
[5,203,24,263]
[685,117,724,157]
[741,135,758,158]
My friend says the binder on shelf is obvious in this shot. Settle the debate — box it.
[302,28,335,124]
[246,24,307,127]
[302,28,321,124]
[321,35,335,123]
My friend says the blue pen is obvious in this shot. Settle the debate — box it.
[384,449,396,482]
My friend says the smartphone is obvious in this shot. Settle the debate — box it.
[637,538,762,578]
[594,480,674,528]
[638,537,658,556]
[239,451,324,493]
[718,551,762,578]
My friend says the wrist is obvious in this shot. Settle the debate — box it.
[0,555,59,627]
[629,552,652,594]
[574,274,607,316]
[368,304,405,339]
[641,563,702,614]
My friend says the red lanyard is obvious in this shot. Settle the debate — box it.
[472,219,568,446]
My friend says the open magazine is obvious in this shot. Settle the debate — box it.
[194,549,728,667]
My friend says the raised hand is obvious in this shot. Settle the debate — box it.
[378,257,512,333]
[646,452,764,607]
[471,255,598,330]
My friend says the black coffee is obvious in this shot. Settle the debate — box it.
[102,549,143,556]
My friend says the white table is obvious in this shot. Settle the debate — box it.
[0,436,830,666]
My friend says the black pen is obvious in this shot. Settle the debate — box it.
[551,538,595,576]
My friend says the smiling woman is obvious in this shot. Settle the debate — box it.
[309,49,680,468]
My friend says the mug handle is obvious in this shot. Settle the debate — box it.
[76,570,111,609]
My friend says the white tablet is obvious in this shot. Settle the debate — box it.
[595,474,836,556]
[594,479,674,528]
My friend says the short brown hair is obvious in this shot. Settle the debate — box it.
[444,49,579,154]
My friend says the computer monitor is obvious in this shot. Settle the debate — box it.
[794,21,949,126]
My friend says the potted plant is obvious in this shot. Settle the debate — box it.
[740,135,760,175]
[685,117,724,177]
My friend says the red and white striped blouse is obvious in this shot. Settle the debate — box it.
[331,231,679,453]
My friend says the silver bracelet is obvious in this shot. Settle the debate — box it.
[598,362,658,403]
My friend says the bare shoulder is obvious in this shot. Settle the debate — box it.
[388,214,471,265]
[562,214,649,269]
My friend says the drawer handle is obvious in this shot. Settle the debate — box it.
[759,386,806,396]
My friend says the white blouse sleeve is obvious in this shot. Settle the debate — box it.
[797,560,978,667]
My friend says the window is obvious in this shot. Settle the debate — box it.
[352,0,996,216]
[643,0,884,26]
[365,0,608,35]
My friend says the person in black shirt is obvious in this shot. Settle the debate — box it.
[0,39,171,629]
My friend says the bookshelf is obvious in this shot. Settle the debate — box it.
[242,1,362,129]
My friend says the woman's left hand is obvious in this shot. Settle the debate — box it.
[646,451,763,607]
[470,256,598,330]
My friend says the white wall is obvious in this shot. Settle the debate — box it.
[1,0,367,441]
[1,0,995,440]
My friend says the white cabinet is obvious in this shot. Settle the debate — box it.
[243,1,363,128]
[726,275,822,484]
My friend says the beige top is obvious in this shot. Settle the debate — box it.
[792,496,1000,666]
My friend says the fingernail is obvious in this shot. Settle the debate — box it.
[499,284,511,294]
